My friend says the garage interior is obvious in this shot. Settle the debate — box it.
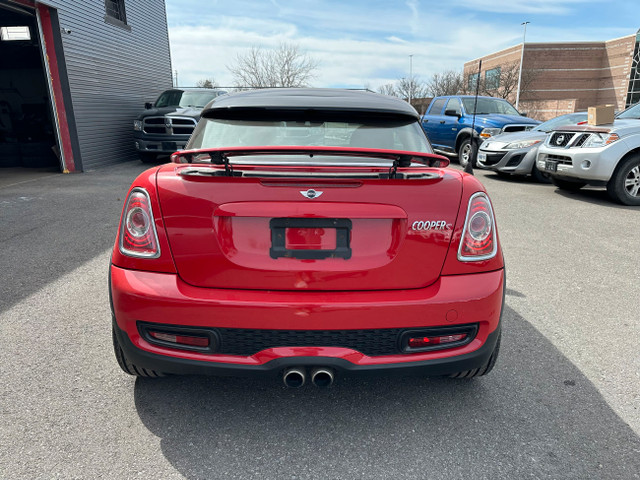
[0,5,59,171]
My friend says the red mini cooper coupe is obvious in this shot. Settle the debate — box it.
[110,89,504,387]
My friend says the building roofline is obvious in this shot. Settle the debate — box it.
[465,32,636,65]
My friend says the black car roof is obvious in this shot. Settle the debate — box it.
[202,88,420,120]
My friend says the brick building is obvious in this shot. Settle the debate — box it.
[464,30,640,120]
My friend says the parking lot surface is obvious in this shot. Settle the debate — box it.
[1,163,639,479]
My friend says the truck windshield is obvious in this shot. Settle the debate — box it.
[188,117,433,157]
[155,90,224,109]
[461,98,520,115]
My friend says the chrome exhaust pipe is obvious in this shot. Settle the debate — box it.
[283,367,306,388]
[311,367,334,388]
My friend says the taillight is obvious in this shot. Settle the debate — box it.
[119,187,160,258]
[458,192,497,262]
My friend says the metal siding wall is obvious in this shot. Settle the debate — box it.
[43,0,173,168]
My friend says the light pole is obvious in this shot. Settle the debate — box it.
[515,21,529,111]
[409,54,414,105]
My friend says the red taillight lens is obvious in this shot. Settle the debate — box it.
[119,188,160,258]
[458,192,497,261]
[408,334,467,348]
[149,331,210,347]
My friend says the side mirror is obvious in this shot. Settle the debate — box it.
[144,102,153,109]
[519,111,528,117]
[444,109,461,118]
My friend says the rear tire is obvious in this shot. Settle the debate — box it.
[606,155,640,206]
[449,333,501,379]
[551,177,586,191]
[531,163,552,184]
[138,152,158,164]
[112,326,164,378]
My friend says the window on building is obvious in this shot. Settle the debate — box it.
[485,67,501,90]
[626,33,640,107]
[105,0,127,24]
[468,72,479,91]
[0,26,31,41]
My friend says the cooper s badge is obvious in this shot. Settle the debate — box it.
[412,220,450,231]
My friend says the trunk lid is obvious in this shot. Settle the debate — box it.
[156,163,462,291]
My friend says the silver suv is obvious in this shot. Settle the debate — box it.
[536,103,640,205]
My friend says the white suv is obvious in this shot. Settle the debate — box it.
[536,103,640,206]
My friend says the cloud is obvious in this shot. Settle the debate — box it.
[386,36,408,44]
[166,0,637,91]
[449,0,597,15]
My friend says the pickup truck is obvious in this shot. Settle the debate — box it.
[421,95,540,167]
[133,88,226,163]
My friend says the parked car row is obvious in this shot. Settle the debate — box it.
[420,96,640,206]
[477,112,588,183]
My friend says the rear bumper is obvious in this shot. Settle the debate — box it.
[110,265,505,377]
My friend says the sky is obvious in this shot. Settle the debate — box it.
[165,0,639,91]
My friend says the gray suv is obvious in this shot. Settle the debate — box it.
[536,102,640,205]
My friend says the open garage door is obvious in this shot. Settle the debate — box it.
[0,1,79,173]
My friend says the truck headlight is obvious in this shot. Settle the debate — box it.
[504,139,541,150]
[581,133,619,148]
[134,120,143,131]
[480,128,501,139]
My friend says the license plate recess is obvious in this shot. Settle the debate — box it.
[270,218,352,260]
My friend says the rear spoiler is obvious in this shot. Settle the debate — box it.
[171,146,449,176]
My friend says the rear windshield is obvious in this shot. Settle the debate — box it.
[187,117,432,162]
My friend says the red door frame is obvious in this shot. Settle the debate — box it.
[35,3,76,172]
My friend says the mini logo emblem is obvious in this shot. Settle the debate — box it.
[300,189,323,199]
[555,135,565,146]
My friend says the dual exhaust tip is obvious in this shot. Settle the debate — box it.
[283,367,334,388]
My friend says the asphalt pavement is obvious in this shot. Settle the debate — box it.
[0,162,638,479]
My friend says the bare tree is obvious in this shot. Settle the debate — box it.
[228,43,319,88]
[377,83,397,96]
[378,78,428,101]
[426,70,465,97]
[195,78,217,89]
[395,77,428,101]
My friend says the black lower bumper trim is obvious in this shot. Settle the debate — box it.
[112,321,501,379]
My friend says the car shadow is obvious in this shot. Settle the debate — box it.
[0,161,151,314]
[133,305,640,479]
[552,187,639,210]
[483,171,552,186]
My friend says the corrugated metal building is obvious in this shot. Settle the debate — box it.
[0,0,172,172]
